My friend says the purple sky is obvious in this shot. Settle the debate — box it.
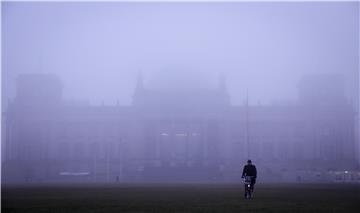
[2,2,359,106]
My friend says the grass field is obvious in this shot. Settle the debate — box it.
[2,183,360,213]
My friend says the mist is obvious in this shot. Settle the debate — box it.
[1,2,359,183]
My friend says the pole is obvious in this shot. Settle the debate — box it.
[93,143,97,182]
[246,89,250,159]
[106,142,110,182]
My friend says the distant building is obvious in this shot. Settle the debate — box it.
[1,73,358,183]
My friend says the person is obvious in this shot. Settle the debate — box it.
[242,160,257,194]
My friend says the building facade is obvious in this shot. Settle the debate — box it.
[2,73,358,183]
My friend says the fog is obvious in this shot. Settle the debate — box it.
[1,2,359,183]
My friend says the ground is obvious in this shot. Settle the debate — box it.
[2,183,360,213]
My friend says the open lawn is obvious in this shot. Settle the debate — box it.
[2,183,360,213]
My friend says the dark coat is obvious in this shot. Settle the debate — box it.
[242,164,257,178]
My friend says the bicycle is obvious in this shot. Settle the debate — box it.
[243,176,254,199]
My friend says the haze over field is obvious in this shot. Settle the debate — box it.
[1,2,359,185]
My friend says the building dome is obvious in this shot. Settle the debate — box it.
[146,67,213,91]
[132,67,230,111]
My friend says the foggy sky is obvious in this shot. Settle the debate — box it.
[2,2,359,106]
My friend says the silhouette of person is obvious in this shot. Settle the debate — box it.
[242,160,257,192]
